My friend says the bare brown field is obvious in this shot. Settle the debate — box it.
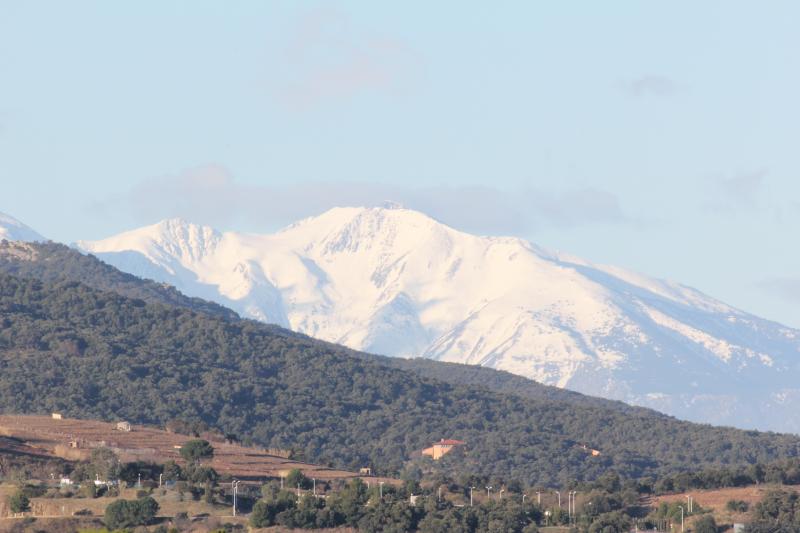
[650,484,800,531]
[0,414,359,482]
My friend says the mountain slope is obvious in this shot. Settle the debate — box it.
[0,239,657,419]
[78,207,800,433]
[0,212,45,242]
[3,272,800,487]
[0,240,238,321]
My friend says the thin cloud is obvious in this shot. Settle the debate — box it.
[98,164,637,237]
[267,8,420,110]
[757,278,800,304]
[621,75,677,98]
[704,169,768,214]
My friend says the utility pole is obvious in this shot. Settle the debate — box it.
[680,505,684,533]
[280,476,284,489]
[437,485,441,502]
[470,486,475,507]
[556,491,561,509]
[568,491,572,522]
[313,478,316,497]
[570,491,577,524]
[159,473,162,488]
[380,481,385,500]
[486,486,492,499]
[231,480,240,517]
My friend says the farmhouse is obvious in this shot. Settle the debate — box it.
[116,421,132,432]
[422,438,466,460]
[51,413,62,420]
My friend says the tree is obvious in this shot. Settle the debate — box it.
[693,514,717,533]
[8,491,30,513]
[180,439,214,463]
[286,468,311,490]
[588,511,631,533]
[104,496,159,529]
[251,500,275,528]
[162,460,183,481]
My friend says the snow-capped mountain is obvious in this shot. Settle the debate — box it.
[0,212,45,242]
[78,206,800,432]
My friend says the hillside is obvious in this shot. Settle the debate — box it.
[0,414,358,482]
[75,206,800,433]
[1,273,800,488]
[0,240,654,418]
[0,240,238,321]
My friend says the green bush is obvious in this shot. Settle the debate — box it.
[8,490,30,513]
[103,496,159,529]
[179,439,214,463]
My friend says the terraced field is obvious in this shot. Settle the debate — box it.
[0,414,359,481]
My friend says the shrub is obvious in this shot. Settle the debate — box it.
[726,499,749,512]
[179,439,214,463]
[8,490,30,513]
[103,496,159,529]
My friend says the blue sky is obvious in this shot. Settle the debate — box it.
[2,1,800,326]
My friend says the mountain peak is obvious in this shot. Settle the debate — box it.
[0,212,46,242]
[77,206,800,432]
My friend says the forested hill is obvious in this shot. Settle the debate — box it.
[0,240,238,321]
[0,241,665,417]
[2,273,800,487]
[381,357,657,417]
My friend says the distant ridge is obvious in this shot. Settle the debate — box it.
[0,211,45,242]
[77,206,800,433]
[3,270,800,486]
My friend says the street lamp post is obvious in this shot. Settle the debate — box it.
[380,481,385,499]
[680,505,684,533]
[470,486,475,507]
[555,491,561,509]
[231,480,240,517]
[499,489,505,500]
[486,486,492,499]
[313,478,316,497]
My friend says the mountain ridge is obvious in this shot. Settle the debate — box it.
[3,270,800,487]
[73,206,800,432]
[0,211,46,242]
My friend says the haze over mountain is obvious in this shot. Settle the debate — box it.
[68,205,800,433]
[0,212,45,242]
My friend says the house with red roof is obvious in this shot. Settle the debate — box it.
[422,438,466,460]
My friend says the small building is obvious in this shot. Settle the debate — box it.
[59,477,73,487]
[115,421,131,432]
[359,467,373,476]
[51,413,63,420]
[580,444,601,456]
[68,440,80,449]
[409,494,420,505]
[421,439,466,460]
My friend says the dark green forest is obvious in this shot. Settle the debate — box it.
[0,240,238,321]
[2,271,800,487]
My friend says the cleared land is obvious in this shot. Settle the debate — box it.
[0,414,359,482]
[651,484,800,531]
